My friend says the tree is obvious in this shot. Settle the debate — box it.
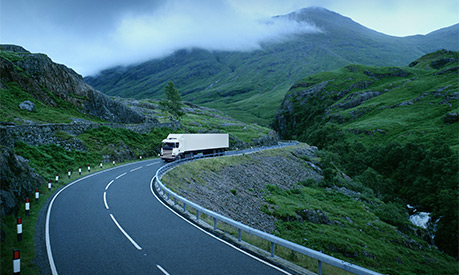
[159,81,184,120]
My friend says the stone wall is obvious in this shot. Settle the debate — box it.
[0,121,180,150]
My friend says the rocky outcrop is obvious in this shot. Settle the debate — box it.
[0,44,145,123]
[0,146,44,217]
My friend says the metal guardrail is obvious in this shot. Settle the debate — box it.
[153,142,382,275]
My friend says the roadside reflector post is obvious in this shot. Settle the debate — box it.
[68,169,71,179]
[100,161,103,169]
[88,165,91,173]
[55,173,59,184]
[25,198,30,216]
[139,155,142,160]
[48,180,51,191]
[17,218,22,242]
[35,188,39,202]
[79,166,81,175]
[13,249,20,275]
[113,160,115,166]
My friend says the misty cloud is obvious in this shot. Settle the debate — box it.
[1,0,319,76]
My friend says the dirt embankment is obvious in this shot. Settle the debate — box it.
[163,143,323,233]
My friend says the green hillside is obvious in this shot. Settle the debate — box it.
[273,50,459,257]
[85,7,459,125]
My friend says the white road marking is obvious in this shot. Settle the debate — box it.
[103,192,109,210]
[146,163,155,166]
[46,160,158,275]
[149,177,291,275]
[130,166,143,172]
[156,264,170,275]
[109,214,142,250]
[116,172,127,179]
[105,180,114,190]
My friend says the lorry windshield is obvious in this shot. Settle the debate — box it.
[162,142,178,149]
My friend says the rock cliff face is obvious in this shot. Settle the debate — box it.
[272,50,459,142]
[0,146,44,217]
[0,44,145,123]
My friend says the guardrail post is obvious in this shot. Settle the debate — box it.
[174,197,177,205]
[183,203,186,212]
[238,229,241,242]
[196,210,199,220]
[318,260,322,275]
[271,242,275,257]
[213,218,217,230]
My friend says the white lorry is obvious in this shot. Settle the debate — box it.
[160,133,229,161]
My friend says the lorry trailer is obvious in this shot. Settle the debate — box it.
[160,133,229,161]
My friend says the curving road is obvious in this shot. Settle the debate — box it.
[46,158,290,274]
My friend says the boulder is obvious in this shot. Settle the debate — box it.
[443,112,458,124]
[19,100,35,112]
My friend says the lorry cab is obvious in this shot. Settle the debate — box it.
[161,136,181,161]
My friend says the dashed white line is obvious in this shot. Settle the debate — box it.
[130,166,143,172]
[109,214,142,250]
[103,192,109,210]
[105,180,114,190]
[156,264,170,275]
[115,172,127,179]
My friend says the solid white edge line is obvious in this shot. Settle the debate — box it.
[109,214,142,250]
[149,177,291,275]
[103,192,109,210]
[156,264,170,275]
[46,159,158,274]
[130,166,143,172]
[116,172,127,179]
[105,180,114,190]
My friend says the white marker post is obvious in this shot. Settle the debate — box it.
[25,198,30,216]
[100,161,103,169]
[17,217,22,242]
[55,173,59,184]
[88,165,91,173]
[35,188,39,202]
[48,180,51,191]
[79,166,82,175]
[113,160,115,166]
[139,155,142,160]
[68,169,71,179]
[13,249,20,275]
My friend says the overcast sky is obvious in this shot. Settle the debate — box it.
[1,0,458,76]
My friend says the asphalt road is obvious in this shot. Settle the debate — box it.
[46,158,290,274]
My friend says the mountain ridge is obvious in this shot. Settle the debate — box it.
[85,7,459,125]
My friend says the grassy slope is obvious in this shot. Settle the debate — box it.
[161,145,457,274]
[283,50,459,151]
